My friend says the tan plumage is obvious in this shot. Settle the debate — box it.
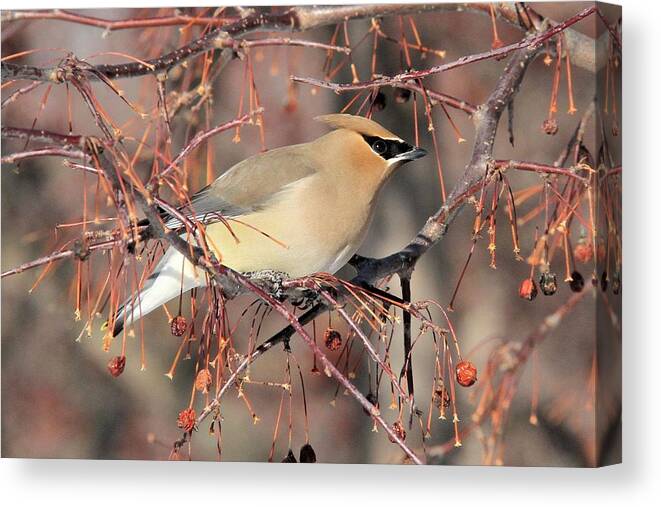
[113,114,426,335]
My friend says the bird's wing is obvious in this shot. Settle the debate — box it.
[164,144,317,229]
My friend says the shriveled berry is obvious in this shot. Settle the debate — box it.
[569,271,585,292]
[194,368,212,393]
[176,407,196,433]
[299,443,317,463]
[539,271,558,296]
[281,449,297,463]
[456,360,478,387]
[388,421,407,443]
[394,87,412,104]
[170,315,187,337]
[433,387,450,409]
[518,277,538,301]
[542,118,559,135]
[107,355,126,377]
[324,328,342,351]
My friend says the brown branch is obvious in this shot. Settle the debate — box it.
[1,9,240,30]
[1,81,43,109]
[0,238,123,278]
[495,160,589,183]
[397,82,477,115]
[1,126,86,148]
[1,147,86,165]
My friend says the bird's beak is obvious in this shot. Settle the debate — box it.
[401,145,428,162]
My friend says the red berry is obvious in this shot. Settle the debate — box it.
[170,315,187,337]
[518,277,538,301]
[107,355,126,377]
[388,421,407,443]
[456,360,478,387]
[176,408,197,433]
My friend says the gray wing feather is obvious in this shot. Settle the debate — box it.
[164,144,316,230]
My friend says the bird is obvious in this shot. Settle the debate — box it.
[111,114,427,336]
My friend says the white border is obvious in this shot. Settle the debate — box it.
[3,0,660,505]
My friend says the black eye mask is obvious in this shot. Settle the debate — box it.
[362,135,414,160]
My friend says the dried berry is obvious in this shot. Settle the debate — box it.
[176,408,197,433]
[107,355,126,377]
[518,277,538,301]
[299,443,317,463]
[569,271,585,293]
[574,241,594,264]
[281,449,297,463]
[372,91,387,111]
[394,87,412,104]
[388,421,407,443]
[539,271,558,296]
[542,118,559,135]
[170,315,187,337]
[433,387,450,409]
[456,360,478,387]
[324,327,342,351]
[194,368,212,393]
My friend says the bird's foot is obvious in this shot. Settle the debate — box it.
[245,269,291,301]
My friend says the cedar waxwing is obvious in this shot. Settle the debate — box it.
[112,114,427,336]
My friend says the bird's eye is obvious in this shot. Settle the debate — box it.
[372,140,387,155]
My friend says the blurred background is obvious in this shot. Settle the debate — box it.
[1,3,621,465]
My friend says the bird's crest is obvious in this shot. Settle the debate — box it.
[314,114,400,140]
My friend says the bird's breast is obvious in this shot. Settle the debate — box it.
[204,171,377,277]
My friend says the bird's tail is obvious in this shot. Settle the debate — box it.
[112,247,206,336]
